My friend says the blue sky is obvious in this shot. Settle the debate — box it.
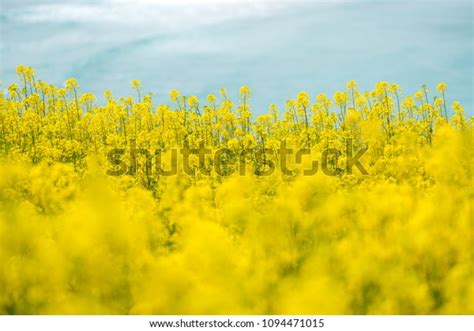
[1,0,472,115]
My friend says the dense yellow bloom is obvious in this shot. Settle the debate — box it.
[65,78,79,91]
[207,94,217,104]
[347,80,357,90]
[437,82,448,93]
[169,89,180,102]
[242,133,256,148]
[414,90,424,101]
[297,91,310,108]
[239,85,252,100]
[333,91,348,106]
[227,138,240,150]
[390,83,401,93]
[130,79,142,91]
[188,95,199,108]
[0,67,472,315]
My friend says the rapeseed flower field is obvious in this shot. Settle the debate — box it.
[0,66,472,314]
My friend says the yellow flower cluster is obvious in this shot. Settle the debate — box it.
[0,66,472,314]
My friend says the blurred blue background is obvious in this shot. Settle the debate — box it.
[1,0,472,114]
